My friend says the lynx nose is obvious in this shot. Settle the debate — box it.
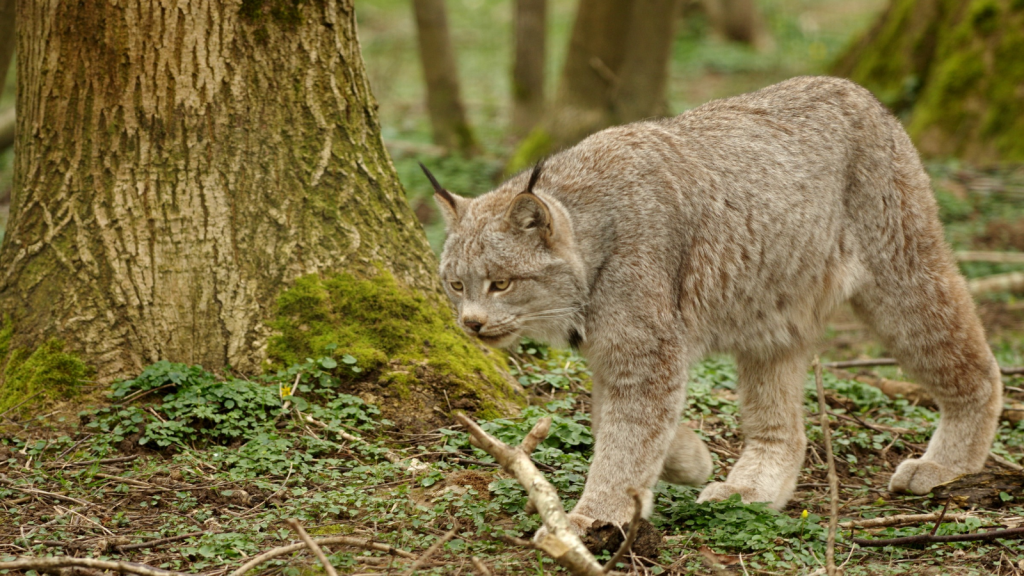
[463,319,483,333]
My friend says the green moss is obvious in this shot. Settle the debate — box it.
[267,270,522,419]
[507,128,553,174]
[970,0,1000,34]
[238,0,312,27]
[0,320,91,416]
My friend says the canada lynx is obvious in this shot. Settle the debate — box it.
[425,77,1003,532]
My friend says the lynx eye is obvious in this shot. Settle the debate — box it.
[490,279,511,292]
[450,281,464,291]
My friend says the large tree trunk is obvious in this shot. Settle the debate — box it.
[412,0,478,156]
[612,0,679,124]
[834,0,1024,164]
[511,0,546,136]
[0,0,519,424]
[702,0,771,49]
[509,0,677,170]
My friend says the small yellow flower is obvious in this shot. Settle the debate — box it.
[801,510,809,519]
[280,385,292,398]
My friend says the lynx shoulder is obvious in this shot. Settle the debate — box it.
[426,76,1002,531]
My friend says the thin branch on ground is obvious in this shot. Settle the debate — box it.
[814,357,839,576]
[454,412,620,576]
[838,512,972,530]
[989,452,1024,471]
[603,487,642,573]
[853,526,1024,547]
[823,358,897,370]
[227,535,415,576]
[0,557,191,576]
[0,478,94,507]
[930,499,951,536]
[403,524,458,575]
[287,518,339,576]
[115,531,207,552]
[471,556,493,576]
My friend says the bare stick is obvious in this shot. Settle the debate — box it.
[115,531,207,552]
[454,413,616,576]
[0,557,190,576]
[0,479,94,507]
[989,452,1024,472]
[956,251,1024,265]
[603,488,642,572]
[930,499,951,537]
[228,536,415,576]
[838,512,971,530]
[404,525,458,575]
[814,358,838,576]
[853,526,1024,547]
[287,519,339,576]
[823,358,897,369]
[471,556,494,576]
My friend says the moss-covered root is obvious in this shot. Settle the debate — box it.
[267,270,524,429]
[0,318,91,417]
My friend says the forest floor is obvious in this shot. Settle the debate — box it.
[1,164,1023,575]
[5,1,1024,575]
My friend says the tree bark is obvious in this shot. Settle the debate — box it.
[0,0,518,423]
[546,0,633,149]
[412,0,478,156]
[612,0,679,124]
[834,0,1024,164]
[0,0,13,96]
[702,0,771,49]
[511,0,546,136]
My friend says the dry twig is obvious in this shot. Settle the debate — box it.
[814,358,839,576]
[838,512,972,530]
[0,557,190,576]
[471,556,494,576]
[454,413,620,576]
[853,526,1024,547]
[227,535,415,576]
[287,519,339,576]
[115,531,207,552]
[403,524,458,575]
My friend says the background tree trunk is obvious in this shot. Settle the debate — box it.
[702,0,771,49]
[511,0,546,136]
[0,0,519,422]
[412,0,478,156]
[834,0,1024,164]
[612,0,679,123]
[0,0,14,155]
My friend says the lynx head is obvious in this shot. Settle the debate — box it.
[422,161,587,349]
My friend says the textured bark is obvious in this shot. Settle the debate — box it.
[546,0,633,148]
[612,0,679,124]
[0,0,13,96]
[412,0,478,155]
[702,0,771,48]
[511,0,546,136]
[834,0,1024,163]
[0,0,445,382]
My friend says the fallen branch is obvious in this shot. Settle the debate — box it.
[839,512,972,530]
[303,414,428,474]
[0,477,94,507]
[814,358,839,576]
[824,357,1024,377]
[603,488,642,572]
[956,251,1024,265]
[454,413,618,576]
[969,272,1024,296]
[287,519,339,576]
[471,556,494,576]
[403,524,458,575]
[115,530,206,552]
[0,557,190,576]
[227,535,415,576]
[853,525,1024,547]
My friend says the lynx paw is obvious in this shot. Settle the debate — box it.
[889,459,962,495]
[532,512,595,542]
[697,482,775,506]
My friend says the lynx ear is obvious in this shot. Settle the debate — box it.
[420,162,465,227]
[505,192,553,239]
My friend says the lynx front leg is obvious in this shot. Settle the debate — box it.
[567,354,688,531]
[698,349,808,510]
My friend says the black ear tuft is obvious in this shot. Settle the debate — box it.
[525,159,545,195]
[420,162,458,209]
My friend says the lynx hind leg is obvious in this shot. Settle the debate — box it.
[697,350,808,510]
[661,422,713,486]
[851,264,1002,495]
